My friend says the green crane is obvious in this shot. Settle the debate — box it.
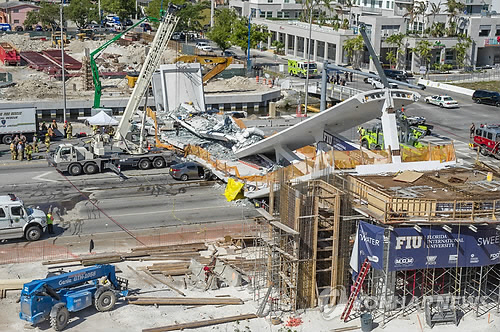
[90,17,159,110]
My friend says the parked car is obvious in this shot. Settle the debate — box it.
[140,23,152,32]
[124,19,133,26]
[35,25,43,31]
[200,45,213,52]
[222,50,237,58]
[363,71,377,83]
[15,26,24,32]
[472,90,500,107]
[195,42,209,49]
[169,162,215,181]
[424,95,459,108]
[0,23,12,31]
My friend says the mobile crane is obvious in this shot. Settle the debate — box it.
[19,264,128,331]
[49,6,181,176]
[173,55,233,83]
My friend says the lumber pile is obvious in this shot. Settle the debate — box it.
[127,296,243,305]
[142,313,258,332]
[41,242,208,266]
[0,279,32,299]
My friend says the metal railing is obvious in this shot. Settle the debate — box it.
[427,67,500,83]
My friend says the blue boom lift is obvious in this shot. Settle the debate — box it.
[19,264,128,331]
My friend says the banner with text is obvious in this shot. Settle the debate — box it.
[358,221,385,270]
[389,225,500,271]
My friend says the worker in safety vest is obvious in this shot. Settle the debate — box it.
[25,143,33,161]
[33,135,39,153]
[17,141,24,161]
[66,122,73,139]
[45,133,51,151]
[46,212,54,234]
[10,142,17,160]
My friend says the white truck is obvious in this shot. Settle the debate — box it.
[0,107,37,144]
[0,194,47,241]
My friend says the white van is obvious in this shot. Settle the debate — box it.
[0,194,47,241]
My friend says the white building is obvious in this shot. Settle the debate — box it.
[229,0,500,71]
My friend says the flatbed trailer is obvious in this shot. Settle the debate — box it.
[49,144,179,176]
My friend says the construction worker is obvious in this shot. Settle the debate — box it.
[47,126,54,138]
[10,142,17,160]
[63,121,68,137]
[45,133,51,151]
[92,125,98,135]
[51,119,58,130]
[33,135,39,153]
[17,141,24,161]
[25,143,33,161]
[66,122,72,139]
[40,122,47,133]
[470,123,475,138]
[46,212,54,234]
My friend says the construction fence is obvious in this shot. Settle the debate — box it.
[185,143,456,190]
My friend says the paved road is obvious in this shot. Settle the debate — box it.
[0,152,258,240]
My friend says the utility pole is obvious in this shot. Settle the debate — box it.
[304,5,313,117]
[210,0,215,28]
[60,1,67,124]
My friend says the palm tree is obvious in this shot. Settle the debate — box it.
[426,1,442,28]
[444,0,465,36]
[403,4,418,33]
[415,1,427,34]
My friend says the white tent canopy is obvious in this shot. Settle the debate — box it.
[86,111,119,126]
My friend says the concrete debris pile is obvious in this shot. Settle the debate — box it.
[204,76,271,93]
[0,33,51,52]
[159,103,265,160]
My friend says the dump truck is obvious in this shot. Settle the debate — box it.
[0,42,20,65]
[0,107,37,144]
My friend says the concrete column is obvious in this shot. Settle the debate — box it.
[242,104,248,112]
[324,41,329,60]
[335,44,342,65]
[254,103,260,113]
[219,104,224,112]
[285,33,289,55]
[440,47,446,65]
[411,52,417,74]
[305,38,309,57]
[51,110,56,119]
[294,35,298,57]
[267,34,271,49]
[313,40,318,62]
[231,104,236,112]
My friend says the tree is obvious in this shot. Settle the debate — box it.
[272,40,285,55]
[414,40,432,77]
[146,0,208,31]
[230,16,269,55]
[206,8,236,52]
[426,1,442,28]
[343,34,364,68]
[101,0,135,23]
[444,0,464,36]
[385,50,396,69]
[66,0,98,29]
[24,1,59,30]
[385,33,406,69]
[453,35,472,70]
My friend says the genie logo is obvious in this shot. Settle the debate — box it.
[490,252,500,261]
[394,257,414,266]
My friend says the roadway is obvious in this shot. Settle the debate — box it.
[0,151,258,240]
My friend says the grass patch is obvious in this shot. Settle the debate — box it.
[452,81,500,92]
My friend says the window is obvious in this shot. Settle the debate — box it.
[496,25,500,36]
[487,132,493,140]
[266,11,273,18]
[284,12,290,18]
[0,208,5,218]
[378,1,382,7]
[13,9,19,13]
[268,0,273,3]
[10,206,22,217]
[476,129,481,136]
[386,1,389,8]
[284,0,289,3]
[60,148,71,156]
[277,12,283,18]
[260,11,265,18]
[14,20,19,24]
[479,25,491,36]
[391,1,394,9]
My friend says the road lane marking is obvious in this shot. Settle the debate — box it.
[33,171,59,183]
[109,205,236,218]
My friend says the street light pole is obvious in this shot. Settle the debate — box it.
[247,10,253,73]
[210,0,215,28]
[304,5,313,117]
[60,1,67,123]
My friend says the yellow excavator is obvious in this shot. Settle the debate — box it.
[173,55,233,83]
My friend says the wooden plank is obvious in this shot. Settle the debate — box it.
[127,297,243,305]
[270,221,300,235]
[126,265,156,288]
[142,270,186,297]
[142,313,258,332]
[331,326,361,332]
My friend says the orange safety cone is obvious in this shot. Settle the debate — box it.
[147,143,151,151]
[401,107,405,112]
[263,78,267,85]
[256,75,259,83]
[268,80,273,88]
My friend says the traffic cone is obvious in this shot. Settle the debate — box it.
[256,75,259,83]
[263,78,267,85]
[268,80,273,88]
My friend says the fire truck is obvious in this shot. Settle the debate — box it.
[470,124,500,158]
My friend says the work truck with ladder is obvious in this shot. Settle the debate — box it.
[48,6,181,176]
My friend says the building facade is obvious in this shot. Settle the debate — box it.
[229,0,500,72]
[0,1,40,28]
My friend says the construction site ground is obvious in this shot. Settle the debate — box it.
[0,238,499,332]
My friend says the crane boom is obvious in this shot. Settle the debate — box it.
[114,9,179,154]
[173,55,233,83]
